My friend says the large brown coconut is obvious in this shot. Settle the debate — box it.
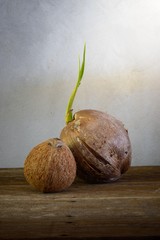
[24,138,76,192]
[60,109,132,183]
[61,44,131,183]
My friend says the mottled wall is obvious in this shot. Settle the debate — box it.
[0,0,160,167]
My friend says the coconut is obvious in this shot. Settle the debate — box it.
[24,138,76,192]
[60,44,132,183]
[60,109,132,183]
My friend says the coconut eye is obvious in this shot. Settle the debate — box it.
[55,143,63,148]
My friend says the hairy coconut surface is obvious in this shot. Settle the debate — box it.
[24,138,76,192]
[60,109,132,183]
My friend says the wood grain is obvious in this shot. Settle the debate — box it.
[0,167,160,239]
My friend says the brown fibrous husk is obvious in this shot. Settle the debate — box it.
[60,109,132,183]
[24,138,76,192]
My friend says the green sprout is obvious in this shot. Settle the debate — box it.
[65,44,86,124]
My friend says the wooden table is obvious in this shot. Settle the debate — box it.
[0,167,160,240]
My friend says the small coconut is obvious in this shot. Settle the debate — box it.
[60,109,132,183]
[24,138,76,193]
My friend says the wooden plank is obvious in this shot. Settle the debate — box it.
[0,167,160,239]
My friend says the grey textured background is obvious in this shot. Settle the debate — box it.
[0,0,160,167]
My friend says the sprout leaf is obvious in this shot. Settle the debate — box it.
[65,44,86,124]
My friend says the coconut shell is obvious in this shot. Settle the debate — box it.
[60,109,132,183]
[24,138,76,192]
